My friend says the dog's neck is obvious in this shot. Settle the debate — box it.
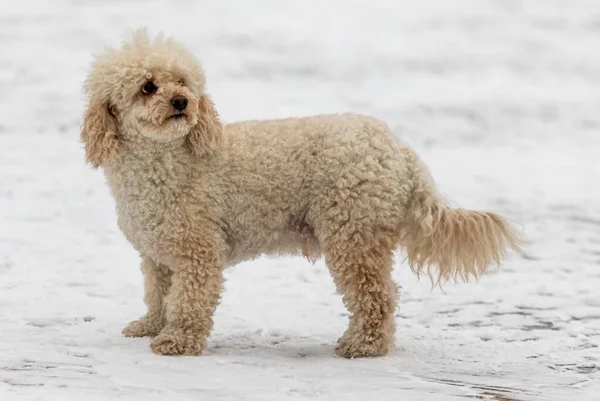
[119,134,190,161]
[104,135,195,203]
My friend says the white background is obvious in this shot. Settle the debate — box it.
[1,1,599,400]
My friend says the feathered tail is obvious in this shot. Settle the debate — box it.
[400,150,523,286]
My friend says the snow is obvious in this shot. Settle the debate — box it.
[1,0,599,400]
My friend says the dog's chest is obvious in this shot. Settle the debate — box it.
[115,188,169,254]
[107,159,187,256]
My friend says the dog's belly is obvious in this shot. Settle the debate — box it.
[225,205,321,265]
[226,229,320,266]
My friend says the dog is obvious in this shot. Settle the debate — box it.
[80,29,523,358]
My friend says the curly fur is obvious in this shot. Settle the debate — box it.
[81,29,523,358]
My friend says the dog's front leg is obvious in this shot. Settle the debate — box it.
[150,238,225,356]
[122,256,172,337]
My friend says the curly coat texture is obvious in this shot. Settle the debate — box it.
[81,30,523,358]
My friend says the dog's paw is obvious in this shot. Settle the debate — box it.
[150,329,206,356]
[122,318,162,338]
[334,331,392,358]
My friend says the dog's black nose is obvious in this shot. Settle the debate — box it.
[171,96,188,111]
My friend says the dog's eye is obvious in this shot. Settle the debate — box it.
[141,81,157,95]
[177,78,185,86]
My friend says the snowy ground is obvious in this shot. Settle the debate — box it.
[1,0,599,400]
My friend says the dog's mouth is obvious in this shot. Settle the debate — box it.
[168,112,187,121]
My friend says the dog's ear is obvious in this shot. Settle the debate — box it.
[187,94,222,157]
[80,101,119,168]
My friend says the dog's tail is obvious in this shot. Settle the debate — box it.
[399,149,523,286]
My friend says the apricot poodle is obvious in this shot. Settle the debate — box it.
[80,30,523,358]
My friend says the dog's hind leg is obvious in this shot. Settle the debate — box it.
[319,224,399,358]
[122,256,172,337]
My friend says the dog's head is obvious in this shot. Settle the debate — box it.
[81,29,221,168]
